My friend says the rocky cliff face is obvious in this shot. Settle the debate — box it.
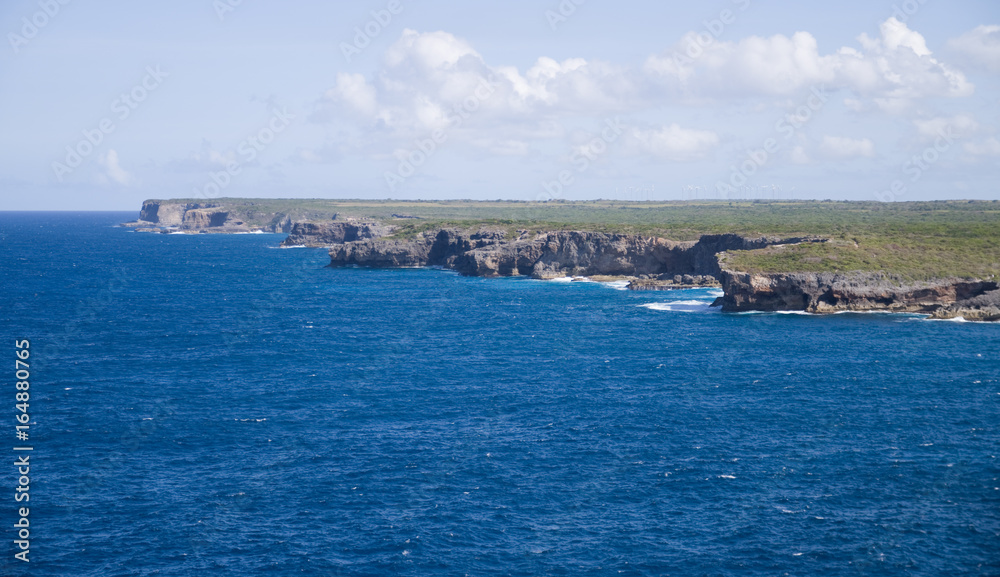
[137,201,226,227]
[126,200,294,233]
[932,288,1000,321]
[715,268,999,319]
[329,226,998,320]
[327,228,811,280]
[280,222,396,248]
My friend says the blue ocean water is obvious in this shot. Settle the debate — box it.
[1,212,998,576]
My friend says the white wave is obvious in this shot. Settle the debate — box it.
[925,316,969,323]
[834,309,891,314]
[274,245,307,249]
[601,280,631,291]
[774,310,816,316]
[708,289,724,297]
[639,300,712,312]
[168,231,189,235]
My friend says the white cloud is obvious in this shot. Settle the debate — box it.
[947,25,1000,73]
[878,16,931,56]
[624,124,719,162]
[645,18,973,106]
[99,149,130,185]
[315,28,634,156]
[913,115,980,139]
[820,136,876,159]
[790,145,811,164]
[644,31,836,96]
[313,20,974,163]
[328,73,378,117]
[963,137,1000,157]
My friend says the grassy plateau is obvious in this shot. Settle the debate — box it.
[153,198,1000,280]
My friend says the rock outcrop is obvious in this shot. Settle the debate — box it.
[124,200,317,233]
[280,221,396,248]
[929,288,1000,321]
[135,201,226,228]
[327,228,810,280]
[714,268,999,319]
[328,226,998,320]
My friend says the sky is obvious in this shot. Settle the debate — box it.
[0,0,998,210]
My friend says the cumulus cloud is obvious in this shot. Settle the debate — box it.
[623,124,719,162]
[947,25,1000,73]
[99,149,130,185]
[313,20,975,163]
[820,136,876,159]
[319,29,634,135]
[329,73,378,117]
[913,115,980,140]
[645,17,973,106]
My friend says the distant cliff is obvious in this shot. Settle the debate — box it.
[123,199,340,233]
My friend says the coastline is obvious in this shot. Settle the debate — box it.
[121,199,1000,322]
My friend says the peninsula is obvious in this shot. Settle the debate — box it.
[123,198,1000,321]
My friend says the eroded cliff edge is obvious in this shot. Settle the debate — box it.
[319,226,998,320]
[122,199,339,233]
[124,200,1000,321]
[714,268,1000,321]
[324,227,821,281]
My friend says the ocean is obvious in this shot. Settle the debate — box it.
[1,212,998,576]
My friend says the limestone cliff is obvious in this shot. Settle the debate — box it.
[280,222,396,248]
[327,228,812,280]
[714,268,999,319]
[123,200,999,321]
[125,200,303,233]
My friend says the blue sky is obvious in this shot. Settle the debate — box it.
[0,0,998,210]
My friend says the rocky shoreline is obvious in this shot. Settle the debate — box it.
[123,200,1000,321]
[714,269,1000,321]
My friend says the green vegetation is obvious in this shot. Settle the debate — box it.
[154,198,1000,279]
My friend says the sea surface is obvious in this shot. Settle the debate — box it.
[1,212,998,576]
